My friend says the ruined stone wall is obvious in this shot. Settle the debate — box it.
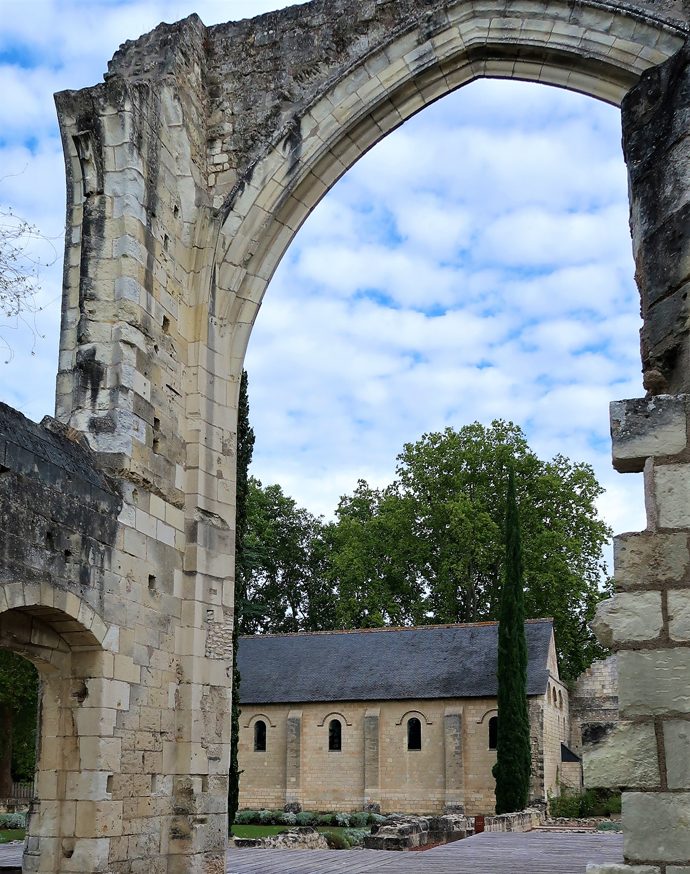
[30,0,690,869]
[583,45,690,873]
[570,656,619,756]
[0,403,123,873]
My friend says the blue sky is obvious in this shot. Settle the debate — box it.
[0,0,646,557]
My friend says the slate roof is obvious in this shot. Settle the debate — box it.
[237,619,554,705]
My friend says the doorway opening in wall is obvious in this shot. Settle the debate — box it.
[0,650,38,843]
[234,77,641,816]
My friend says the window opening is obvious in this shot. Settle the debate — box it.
[407,716,422,750]
[489,715,498,750]
[328,718,342,751]
[254,720,267,752]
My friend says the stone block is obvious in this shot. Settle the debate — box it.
[584,722,659,788]
[591,593,663,647]
[652,464,690,529]
[611,396,688,473]
[624,792,690,862]
[618,648,690,716]
[663,720,690,788]
[614,532,689,588]
[668,590,690,640]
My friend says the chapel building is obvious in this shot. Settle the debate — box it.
[236,619,580,815]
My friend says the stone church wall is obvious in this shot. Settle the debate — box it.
[238,692,565,815]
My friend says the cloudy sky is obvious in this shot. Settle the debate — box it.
[0,0,646,562]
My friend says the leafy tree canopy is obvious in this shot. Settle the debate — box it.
[329,421,611,681]
[244,420,611,682]
[242,477,336,634]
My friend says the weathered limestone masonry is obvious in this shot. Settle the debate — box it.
[587,45,690,874]
[569,656,619,756]
[0,0,683,872]
[0,403,123,874]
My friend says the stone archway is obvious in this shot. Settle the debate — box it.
[50,2,690,871]
[0,598,112,874]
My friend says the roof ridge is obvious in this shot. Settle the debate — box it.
[239,617,553,639]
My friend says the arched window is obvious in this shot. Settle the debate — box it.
[552,687,558,706]
[558,690,563,710]
[489,715,498,750]
[407,717,422,750]
[328,718,342,751]
[254,719,267,752]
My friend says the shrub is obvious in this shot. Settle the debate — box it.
[295,811,318,827]
[322,830,349,849]
[549,789,622,818]
[233,810,258,825]
[349,811,370,828]
[597,820,622,832]
[280,811,297,826]
[334,812,351,827]
[369,813,386,825]
[549,793,583,818]
[0,812,26,829]
[257,809,281,825]
[317,813,336,826]
[603,793,622,815]
[343,827,369,847]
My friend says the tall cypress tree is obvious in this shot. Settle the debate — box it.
[493,468,532,814]
[228,370,255,832]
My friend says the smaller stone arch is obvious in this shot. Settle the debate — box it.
[0,595,117,874]
[317,710,353,727]
[477,707,498,725]
[243,712,276,729]
[0,582,112,651]
[395,709,433,726]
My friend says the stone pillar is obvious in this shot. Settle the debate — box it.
[623,43,690,397]
[443,708,464,812]
[586,397,690,871]
[363,708,380,809]
[584,43,690,874]
[285,710,302,809]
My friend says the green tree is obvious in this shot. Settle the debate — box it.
[493,469,532,813]
[243,478,334,633]
[229,370,255,831]
[0,650,39,795]
[328,421,610,681]
[325,481,426,628]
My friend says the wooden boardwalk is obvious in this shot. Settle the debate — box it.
[0,831,623,873]
[226,832,624,873]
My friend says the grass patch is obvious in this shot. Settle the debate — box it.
[231,825,288,838]
[0,829,24,844]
